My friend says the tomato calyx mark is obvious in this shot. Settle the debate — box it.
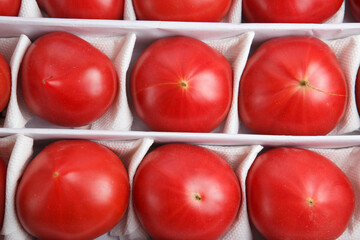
[53,171,59,178]
[306,197,315,207]
[42,75,54,84]
[193,192,202,201]
[298,79,346,97]
[178,80,189,89]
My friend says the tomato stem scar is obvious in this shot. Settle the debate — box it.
[193,193,202,201]
[53,171,59,178]
[306,197,315,207]
[178,80,189,89]
[42,75,54,84]
[299,79,346,97]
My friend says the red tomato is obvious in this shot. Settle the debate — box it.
[0,0,21,16]
[37,0,124,19]
[0,53,10,113]
[21,32,117,127]
[0,158,6,229]
[247,147,355,240]
[133,144,241,240]
[350,0,360,22]
[355,68,360,114]
[243,0,343,23]
[131,36,232,132]
[16,140,129,240]
[239,36,347,135]
[133,0,232,22]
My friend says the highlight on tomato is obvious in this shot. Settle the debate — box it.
[239,36,347,135]
[133,143,241,240]
[16,140,129,240]
[131,36,233,132]
[21,32,118,127]
[243,0,343,23]
[247,147,355,240]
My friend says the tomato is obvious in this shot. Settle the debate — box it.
[133,144,241,240]
[0,53,10,113]
[0,0,21,16]
[350,0,360,22]
[21,32,117,127]
[16,140,129,240]
[239,36,347,135]
[133,0,232,22]
[0,158,6,229]
[37,0,124,19]
[355,68,360,114]
[243,0,343,23]
[247,147,355,240]
[131,36,232,132]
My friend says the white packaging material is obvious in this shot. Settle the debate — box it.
[204,32,254,134]
[18,0,42,18]
[0,135,33,240]
[326,35,360,134]
[4,33,136,131]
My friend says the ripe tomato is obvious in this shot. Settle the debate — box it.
[0,0,21,16]
[247,147,355,240]
[16,140,129,240]
[350,0,360,22]
[131,36,232,132]
[239,36,347,135]
[133,0,232,22]
[21,32,117,127]
[355,68,360,114]
[0,158,6,229]
[243,0,343,23]
[37,0,124,19]
[133,144,241,240]
[0,53,10,113]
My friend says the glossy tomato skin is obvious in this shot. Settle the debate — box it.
[21,32,117,127]
[0,158,6,229]
[0,53,10,113]
[243,0,343,23]
[38,0,124,19]
[133,0,232,22]
[131,36,232,132]
[16,140,129,240]
[247,148,355,240]
[0,0,21,16]
[239,36,347,135]
[350,0,360,22]
[133,144,241,240]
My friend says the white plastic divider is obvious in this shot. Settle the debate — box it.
[0,128,359,148]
